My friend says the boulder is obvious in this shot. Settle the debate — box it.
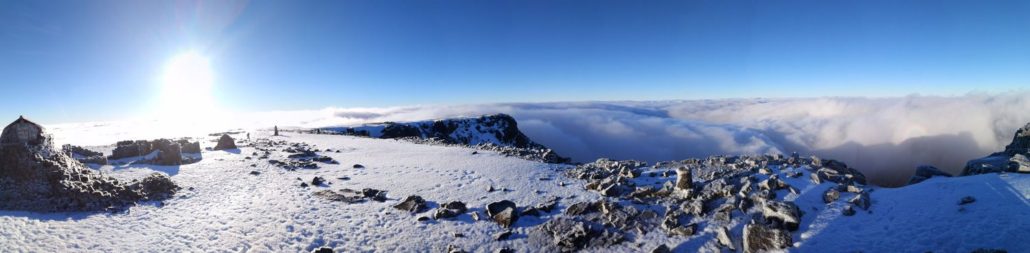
[849,192,871,210]
[908,165,953,185]
[393,195,428,213]
[716,226,736,250]
[486,200,519,228]
[823,188,840,203]
[743,223,792,253]
[963,122,1030,175]
[153,139,183,165]
[761,200,802,231]
[214,134,237,150]
[434,201,468,219]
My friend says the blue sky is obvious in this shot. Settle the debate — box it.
[1,0,1028,123]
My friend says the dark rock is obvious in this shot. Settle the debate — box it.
[312,247,333,253]
[312,176,326,186]
[353,164,364,169]
[393,195,428,213]
[849,192,871,210]
[959,196,976,205]
[213,134,237,150]
[434,201,468,219]
[743,223,792,253]
[446,245,466,253]
[907,165,953,185]
[249,171,260,175]
[842,205,856,216]
[300,182,309,188]
[417,216,430,222]
[361,188,388,202]
[651,244,671,253]
[496,248,515,253]
[486,200,519,228]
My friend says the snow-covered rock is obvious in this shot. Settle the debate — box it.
[963,121,1030,175]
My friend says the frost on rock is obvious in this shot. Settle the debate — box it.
[0,116,178,212]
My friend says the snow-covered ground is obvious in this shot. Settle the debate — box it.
[1,131,1027,252]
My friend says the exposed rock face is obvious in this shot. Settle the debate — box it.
[0,117,178,212]
[214,134,237,150]
[907,165,952,185]
[963,122,1030,176]
[674,166,692,190]
[743,223,792,253]
[153,139,183,165]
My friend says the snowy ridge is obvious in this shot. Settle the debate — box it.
[320,113,545,149]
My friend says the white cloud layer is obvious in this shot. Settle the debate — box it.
[47,93,1030,186]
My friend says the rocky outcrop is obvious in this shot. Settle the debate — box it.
[0,117,178,212]
[393,195,428,213]
[62,144,108,165]
[319,114,571,163]
[963,122,1030,176]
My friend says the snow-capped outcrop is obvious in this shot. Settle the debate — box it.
[323,114,542,149]
[321,114,570,163]
[0,116,178,212]
[962,122,1030,176]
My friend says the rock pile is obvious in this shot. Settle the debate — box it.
[109,138,201,165]
[0,116,178,212]
[62,144,108,165]
[562,154,870,252]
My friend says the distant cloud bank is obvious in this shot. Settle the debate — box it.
[48,93,1030,186]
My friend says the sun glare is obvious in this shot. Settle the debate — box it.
[155,51,226,136]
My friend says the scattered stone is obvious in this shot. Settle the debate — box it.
[959,196,976,205]
[842,205,856,216]
[566,202,598,216]
[249,171,260,175]
[361,188,388,202]
[312,247,333,253]
[446,245,466,253]
[743,223,792,253]
[393,195,428,213]
[337,176,350,180]
[300,182,309,188]
[849,192,871,210]
[311,176,326,186]
[823,188,840,203]
[434,201,468,219]
[213,134,237,150]
[486,200,519,228]
[417,216,430,222]
[353,164,365,169]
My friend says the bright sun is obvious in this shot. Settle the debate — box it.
[158,51,217,117]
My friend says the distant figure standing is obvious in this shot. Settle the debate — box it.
[274,126,279,136]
